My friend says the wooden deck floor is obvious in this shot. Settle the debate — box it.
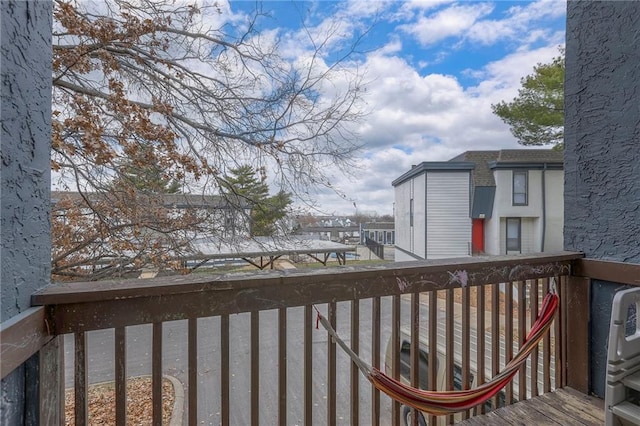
[459,387,604,425]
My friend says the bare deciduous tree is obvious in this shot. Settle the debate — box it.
[51,0,365,280]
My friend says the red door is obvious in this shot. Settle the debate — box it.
[472,219,484,254]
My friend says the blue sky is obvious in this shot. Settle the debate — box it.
[226,1,566,215]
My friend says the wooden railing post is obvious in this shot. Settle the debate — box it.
[38,336,64,425]
[565,275,590,394]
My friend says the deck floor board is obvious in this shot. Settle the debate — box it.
[458,388,603,425]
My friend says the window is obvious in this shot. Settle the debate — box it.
[409,198,414,227]
[506,217,521,252]
[513,171,528,205]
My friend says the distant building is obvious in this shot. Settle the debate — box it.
[360,222,395,245]
[51,191,252,239]
[392,149,563,261]
[294,216,360,242]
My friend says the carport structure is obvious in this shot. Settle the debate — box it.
[185,236,357,270]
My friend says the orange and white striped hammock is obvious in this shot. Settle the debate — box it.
[315,291,558,416]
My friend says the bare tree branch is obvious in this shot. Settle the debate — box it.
[51,0,366,280]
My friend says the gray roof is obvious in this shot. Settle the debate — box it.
[448,149,563,187]
[391,161,475,187]
[497,149,563,163]
[363,222,394,230]
[449,150,500,187]
[161,193,241,209]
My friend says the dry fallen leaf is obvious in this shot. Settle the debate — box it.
[65,377,175,425]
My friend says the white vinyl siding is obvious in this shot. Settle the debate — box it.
[394,179,412,255]
[426,172,471,258]
[413,174,426,258]
[394,173,426,259]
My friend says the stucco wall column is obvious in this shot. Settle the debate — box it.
[0,1,52,423]
[565,0,640,398]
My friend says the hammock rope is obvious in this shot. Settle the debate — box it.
[315,288,558,415]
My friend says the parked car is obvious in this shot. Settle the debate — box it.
[385,327,506,426]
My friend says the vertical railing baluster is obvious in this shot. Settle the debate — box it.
[304,306,313,426]
[427,291,437,426]
[115,327,126,425]
[328,302,337,426]
[530,279,539,397]
[505,282,514,405]
[445,289,454,425]
[391,295,401,426]
[25,258,583,426]
[562,275,568,388]
[221,315,230,426]
[278,308,287,426]
[462,285,471,420]
[542,278,551,393]
[152,322,163,426]
[410,292,420,426]
[371,297,381,426]
[350,300,360,426]
[554,276,564,389]
[251,311,259,426]
[74,332,88,426]
[491,283,500,410]
[476,286,486,416]
[188,318,198,426]
[517,281,526,402]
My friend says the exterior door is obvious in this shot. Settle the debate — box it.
[506,217,521,254]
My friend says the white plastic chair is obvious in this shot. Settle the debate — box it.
[605,287,640,425]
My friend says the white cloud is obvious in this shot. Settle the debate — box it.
[313,43,564,215]
[399,3,495,46]
[397,0,456,16]
[208,2,567,216]
[80,0,564,217]
[343,0,396,19]
[396,0,566,49]
[377,37,404,56]
[466,0,566,45]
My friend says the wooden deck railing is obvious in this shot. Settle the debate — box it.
[2,252,601,425]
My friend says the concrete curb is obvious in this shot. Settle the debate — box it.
[165,375,185,426]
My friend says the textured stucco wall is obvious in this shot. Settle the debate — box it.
[0,1,52,423]
[564,1,640,398]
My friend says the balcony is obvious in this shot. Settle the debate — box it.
[0,252,615,425]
